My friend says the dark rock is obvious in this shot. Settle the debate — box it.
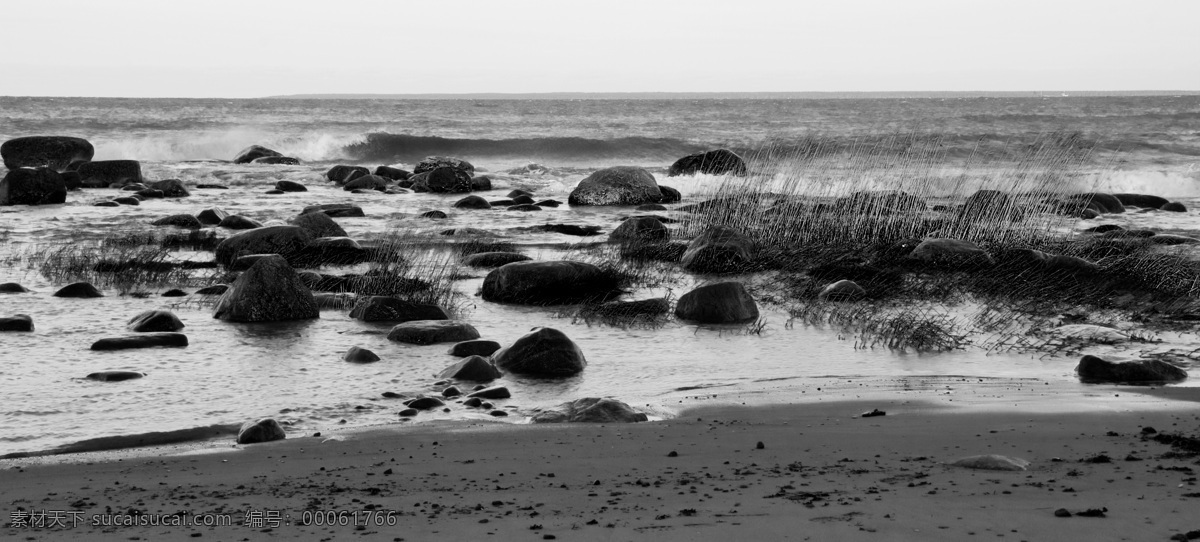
[113,196,140,205]
[534,199,562,208]
[349,296,449,322]
[77,160,143,187]
[410,166,473,193]
[326,165,370,184]
[490,199,515,207]
[54,282,103,298]
[438,355,502,381]
[91,332,188,350]
[404,397,446,410]
[0,283,31,293]
[2,136,94,171]
[148,179,190,197]
[374,165,411,180]
[681,226,753,273]
[534,224,602,236]
[1114,193,1169,209]
[195,183,229,189]
[0,167,68,205]
[136,188,165,199]
[387,320,480,345]
[471,175,493,191]
[442,386,462,397]
[463,251,531,268]
[675,281,759,323]
[343,174,388,191]
[275,180,307,192]
[196,207,229,225]
[959,190,1020,221]
[93,200,120,207]
[507,204,542,211]
[584,297,670,319]
[86,371,145,382]
[668,149,747,177]
[467,386,511,399]
[568,166,662,206]
[462,397,483,407]
[230,254,280,272]
[0,314,33,332]
[289,211,347,238]
[453,195,492,209]
[1160,201,1187,212]
[253,156,300,165]
[448,340,502,357]
[1083,224,1124,234]
[817,280,866,301]
[491,327,586,377]
[195,284,229,295]
[301,203,365,218]
[399,408,418,417]
[218,215,263,230]
[1001,248,1100,275]
[610,216,669,244]
[619,241,687,263]
[233,145,282,164]
[60,171,82,190]
[151,214,202,229]
[237,418,286,444]
[162,289,187,297]
[531,398,648,423]
[657,185,682,204]
[288,237,369,267]
[127,310,185,332]
[414,156,475,176]
[421,210,448,219]
[507,189,534,198]
[511,195,535,205]
[1067,193,1126,214]
[481,261,620,305]
[908,238,994,268]
[1076,354,1187,383]
[344,346,380,363]
[213,254,319,322]
[215,225,314,266]
[1148,234,1200,245]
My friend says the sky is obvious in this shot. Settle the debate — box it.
[2,0,1197,98]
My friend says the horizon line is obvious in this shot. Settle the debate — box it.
[2,90,1199,100]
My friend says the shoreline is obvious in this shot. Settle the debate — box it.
[3,384,1198,541]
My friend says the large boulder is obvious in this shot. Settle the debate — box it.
[437,355,502,381]
[675,281,759,323]
[326,165,370,184]
[237,418,286,444]
[609,216,669,244]
[491,327,586,377]
[907,238,994,268]
[1114,193,1169,209]
[387,320,480,345]
[568,166,662,206]
[480,261,620,305]
[1075,355,1187,383]
[531,398,648,423]
[668,149,748,177]
[215,225,315,267]
[0,314,34,332]
[2,136,94,171]
[91,332,188,350]
[409,166,472,193]
[0,167,68,205]
[127,310,185,332]
[233,145,282,164]
[212,255,319,322]
[148,179,190,198]
[681,226,753,273]
[289,211,347,238]
[77,160,143,187]
[414,156,475,176]
[349,296,449,322]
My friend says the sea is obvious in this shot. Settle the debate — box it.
[2,94,1200,456]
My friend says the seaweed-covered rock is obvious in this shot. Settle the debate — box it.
[387,320,480,345]
[531,398,648,423]
[127,310,185,332]
[91,332,188,350]
[675,281,758,323]
[481,261,619,305]
[233,145,282,164]
[568,166,662,206]
[681,226,753,273]
[668,149,747,177]
[213,255,319,322]
[1076,354,1187,383]
[349,296,449,322]
[437,355,502,381]
[0,167,68,206]
[215,225,314,267]
[237,418,286,444]
[2,136,94,171]
[491,327,586,377]
[77,160,143,187]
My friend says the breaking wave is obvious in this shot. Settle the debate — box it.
[341,133,708,163]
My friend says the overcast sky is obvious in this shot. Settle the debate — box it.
[2,0,1197,98]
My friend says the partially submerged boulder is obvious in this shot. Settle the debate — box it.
[151,214,202,229]
[233,145,282,164]
[681,226,754,273]
[675,281,758,323]
[301,203,365,218]
[1114,193,1169,209]
[86,371,145,382]
[237,418,286,444]
[453,195,492,209]
[387,320,480,345]
[448,339,502,357]
[668,149,747,177]
[463,251,531,268]
[409,166,472,193]
[91,332,188,350]
[326,165,370,184]
[414,156,475,176]
[817,279,866,301]
[77,160,143,187]
[53,282,103,298]
[343,174,388,191]
[212,255,319,322]
[480,261,620,305]
[349,296,449,322]
[289,211,348,238]
[215,225,314,267]
[148,179,190,198]
[491,327,586,377]
[127,310,185,332]
[1076,354,1187,383]
[2,136,94,171]
[218,215,263,230]
[437,355,502,381]
[0,314,33,332]
[344,346,380,363]
[609,216,669,244]
[568,166,662,206]
[531,398,648,423]
[0,167,68,205]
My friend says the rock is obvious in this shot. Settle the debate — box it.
[949,455,1030,471]
[675,281,759,323]
[467,386,511,399]
[817,279,866,301]
[838,190,926,214]
[453,195,492,209]
[2,136,94,171]
[507,204,541,211]
[344,346,380,363]
[151,214,202,229]
[301,203,365,218]
[657,185,682,204]
[195,284,229,295]
[91,332,188,350]
[289,211,347,238]
[681,226,754,273]
[462,397,483,408]
[229,254,277,272]
[448,340,502,357]
[135,188,164,199]
[1160,201,1187,212]
[253,156,300,165]
[414,156,475,176]
[1067,193,1125,214]
[531,398,648,423]
[534,224,602,236]
[568,166,662,206]
[215,225,314,267]
[112,196,140,205]
[86,371,145,382]
[233,145,282,164]
[92,200,119,207]
[583,297,671,319]
[275,180,307,192]
[343,174,388,191]
[404,397,445,410]
[127,310,185,332]
[1002,248,1100,275]
[535,199,562,208]
[162,289,187,297]
[237,418,286,444]
[0,282,31,293]
[667,149,748,177]
[148,179,190,198]
[53,282,103,298]
[0,167,68,206]
[218,215,263,230]
[77,160,143,187]
[442,386,462,397]
[463,251,531,268]
[491,327,586,377]
[289,237,369,267]
[213,255,319,322]
[908,238,994,268]
[471,175,493,191]
[374,165,410,180]
[387,320,480,345]
[349,296,449,322]
[409,166,473,193]
[958,189,1020,220]
[196,207,229,225]
[480,261,620,305]
[1076,354,1188,383]
[326,165,370,184]
[1114,193,1169,209]
[609,216,669,244]
[507,189,534,198]
[0,314,33,332]
[421,210,448,219]
[437,355,502,381]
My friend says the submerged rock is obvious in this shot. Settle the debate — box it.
[349,296,449,322]
[437,355,502,381]
[491,327,586,377]
[196,207,229,225]
[675,281,759,323]
[237,418,286,444]
[467,385,511,399]
[531,398,648,423]
[463,251,531,268]
[53,282,103,298]
[151,214,202,229]
[1160,201,1187,212]
[375,165,411,180]
[86,371,145,382]
[908,238,994,268]
[0,282,31,293]
[387,320,480,345]
[610,216,669,244]
[233,145,282,164]
[326,165,370,184]
[274,180,307,192]
[148,179,190,198]
[448,339,502,357]
[453,195,492,209]
[218,215,263,230]
[1076,354,1187,383]
[344,346,381,363]
[253,155,299,165]
[0,314,34,332]
[1,135,94,171]
[301,203,365,218]
[213,255,319,322]
[289,211,347,238]
[568,166,662,206]
[409,166,473,193]
[91,332,188,350]
[343,174,388,191]
[127,310,185,332]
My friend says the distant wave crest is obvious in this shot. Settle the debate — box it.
[341,133,707,163]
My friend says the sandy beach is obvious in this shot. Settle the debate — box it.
[2,381,1198,542]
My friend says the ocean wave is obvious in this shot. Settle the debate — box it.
[341,133,707,163]
[91,129,367,162]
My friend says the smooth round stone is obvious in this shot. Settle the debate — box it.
[53,282,103,298]
[344,346,381,363]
[0,283,31,293]
[387,320,480,345]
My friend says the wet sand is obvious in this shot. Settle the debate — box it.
[2,383,1198,542]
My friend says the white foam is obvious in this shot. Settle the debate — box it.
[90,129,367,162]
